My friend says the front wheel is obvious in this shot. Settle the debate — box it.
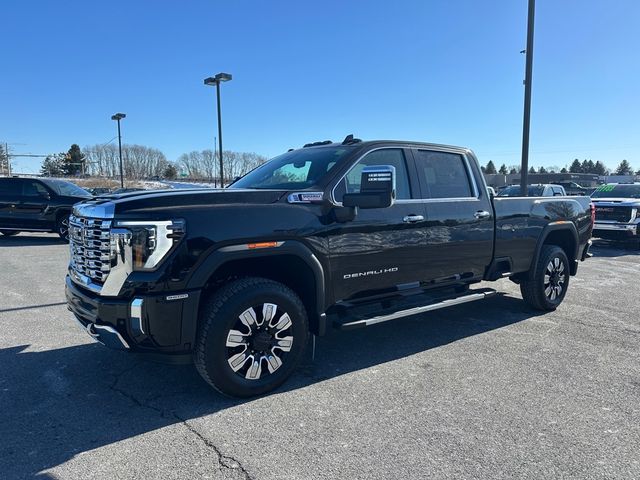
[520,245,570,311]
[194,277,308,398]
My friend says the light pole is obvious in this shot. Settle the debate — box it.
[520,0,536,196]
[111,113,126,188]
[204,73,232,187]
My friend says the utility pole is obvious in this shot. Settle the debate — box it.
[111,113,126,188]
[5,143,10,176]
[204,73,232,188]
[520,0,536,196]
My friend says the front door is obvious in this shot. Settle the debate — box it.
[327,148,427,301]
[14,179,52,229]
[411,148,494,282]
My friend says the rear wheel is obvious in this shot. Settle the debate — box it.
[0,230,19,236]
[520,245,570,311]
[57,214,70,242]
[194,277,308,398]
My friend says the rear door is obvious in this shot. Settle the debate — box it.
[328,147,427,301]
[0,178,21,228]
[412,148,494,282]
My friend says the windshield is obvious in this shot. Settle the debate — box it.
[42,179,92,197]
[591,184,640,199]
[230,147,352,190]
[497,185,545,197]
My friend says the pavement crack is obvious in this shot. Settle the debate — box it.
[173,414,254,479]
[107,364,253,478]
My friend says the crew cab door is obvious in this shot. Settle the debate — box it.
[328,148,427,301]
[411,148,494,282]
[14,179,53,229]
[0,178,21,228]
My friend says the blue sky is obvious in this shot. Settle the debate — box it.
[2,0,639,173]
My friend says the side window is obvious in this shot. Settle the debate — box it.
[0,179,21,196]
[22,181,49,197]
[335,149,411,201]
[414,150,474,199]
[552,187,563,196]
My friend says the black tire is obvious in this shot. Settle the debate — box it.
[194,277,308,398]
[57,214,70,242]
[520,245,570,311]
[0,230,19,236]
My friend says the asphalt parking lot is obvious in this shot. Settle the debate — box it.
[1,234,639,479]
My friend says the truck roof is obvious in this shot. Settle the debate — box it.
[299,138,472,154]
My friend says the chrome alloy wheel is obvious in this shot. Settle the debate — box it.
[544,257,566,301]
[225,303,294,380]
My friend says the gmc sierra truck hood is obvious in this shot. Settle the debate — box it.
[74,188,287,218]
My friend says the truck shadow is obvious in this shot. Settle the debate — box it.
[2,294,543,478]
[0,234,64,247]
[590,240,639,257]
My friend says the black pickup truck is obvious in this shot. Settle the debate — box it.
[0,177,92,240]
[65,138,593,397]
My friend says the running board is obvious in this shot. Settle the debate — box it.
[336,288,497,330]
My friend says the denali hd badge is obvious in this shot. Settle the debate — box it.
[344,267,398,279]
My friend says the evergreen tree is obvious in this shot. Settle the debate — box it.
[485,160,497,174]
[163,163,178,179]
[498,164,508,175]
[569,159,582,173]
[538,166,547,174]
[509,167,518,175]
[581,159,590,173]
[593,161,607,175]
[614,159,633,175]
[586,159,595,173]
[41,154,66,176]
[528,166,536,174]
[560,167,568,174]
[63,144,85,175]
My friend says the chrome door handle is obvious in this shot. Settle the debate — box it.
[403,215,424,223]
[474,210,491,219]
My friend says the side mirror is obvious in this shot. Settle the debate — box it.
[342,165,396,209]
[41,192,51,200]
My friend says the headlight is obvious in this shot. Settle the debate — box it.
[112,219,185,271]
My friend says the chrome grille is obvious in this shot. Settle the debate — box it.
[595,206,633,223]
[69,215,112,283]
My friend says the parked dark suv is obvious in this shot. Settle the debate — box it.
[0,177,92,241]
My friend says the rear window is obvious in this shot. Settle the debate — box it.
[498,185,545,197]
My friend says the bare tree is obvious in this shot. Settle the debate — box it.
[177,149,267,183]
[84,143,168,179]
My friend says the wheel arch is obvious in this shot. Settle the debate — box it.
[528,222,579,278]
[187,241,329,336]
[55,207,71,222]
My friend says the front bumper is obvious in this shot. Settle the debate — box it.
[593,222,639,239]
[65,275,200,353]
